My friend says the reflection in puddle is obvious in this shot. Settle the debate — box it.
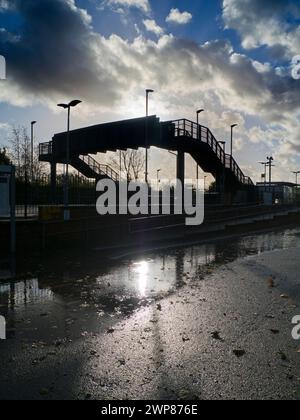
[132,261,150,297]
[0,279,53,309]
[1,227,300,340]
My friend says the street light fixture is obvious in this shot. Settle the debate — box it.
[266,156,274,192]
[292,171,300,187]
[30,121,37,182]
[57,99,82,221]
[218,141,226,152]
[196,109,204,139]
[157,169,161,190]
[259,161,268,190]
[145,89,154,184]
[230,124,238,158]
[196,109,204,188]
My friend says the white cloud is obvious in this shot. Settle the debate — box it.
[107,0,150,13]
[143,19,164,36]
[1,0,300,181]
[166,8,192,25]
[223,0,300,59]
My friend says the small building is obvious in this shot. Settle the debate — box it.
[0,165,12,217]
[256,182,298,205]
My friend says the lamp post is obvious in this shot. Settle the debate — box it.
[196,109,204,139]
[57,99,82,221]
[292,171,300,187]
[119,150,122,181]
[266,156,274,192]
[196,109,204,188]
[30,121,37,183]
[157,169,161,190]
[218,141,226,152]
[230,124,238,158]
[259,161,268,191]
[145,89,154,184]
[204,175,208,192]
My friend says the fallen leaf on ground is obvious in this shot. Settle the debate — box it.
[211,331,222,341]
[278,351,288,361]
[233,349,246,358]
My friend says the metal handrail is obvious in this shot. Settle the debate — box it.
[79,154,119,182]
[172,119,254,186]
[39,142,52,156]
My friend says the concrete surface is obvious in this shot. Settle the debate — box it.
[0,235,300,400]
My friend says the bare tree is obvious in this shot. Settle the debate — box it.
[8,126,46,179]
[110,149,145,182]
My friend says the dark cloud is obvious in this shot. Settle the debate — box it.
[0,0,125,104]
[0,1,299,127]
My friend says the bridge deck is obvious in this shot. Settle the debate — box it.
[39,116,253,188]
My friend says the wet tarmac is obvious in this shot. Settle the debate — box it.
[0,227,300,399]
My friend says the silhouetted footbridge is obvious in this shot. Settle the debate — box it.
[39,116,254,202]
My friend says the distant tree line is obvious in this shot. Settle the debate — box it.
[0,126,46,180]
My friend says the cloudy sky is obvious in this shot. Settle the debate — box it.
[0,0,300,182]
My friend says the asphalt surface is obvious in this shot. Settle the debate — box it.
[0,229,300,400]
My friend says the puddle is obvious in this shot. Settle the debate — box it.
[1,227,300,341]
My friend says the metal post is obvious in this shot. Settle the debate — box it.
[65,107,70,217]
[266,156,274,194]
[230,124,238,159]
[31,123,34,182]
[31,121,37,183]
[145,89,153,184]
[58,100,82,220]
[10,166,16,256]
[157,169,161,191]
[196,112,199,189]
[264,164,267,191]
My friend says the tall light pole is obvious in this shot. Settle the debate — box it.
[196,109,204,188]
[145,89,154,184]
[259,161,268,191]
[204,175,208,192]
[119,150,122,181]
[57,100,82,221]
[196,109,204,139]
[218,141,226,152]
[266,156,274,192]
[31,121,37,183]
[292,171,300,186]
[230,124,238,158]
[157,169,161,190]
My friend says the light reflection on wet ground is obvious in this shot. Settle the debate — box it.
[1,227,300,342]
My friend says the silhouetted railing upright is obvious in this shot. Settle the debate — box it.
[79,154,119,182]
[39,142,52,156]
[172,119,253,186]
[39,142,119,182]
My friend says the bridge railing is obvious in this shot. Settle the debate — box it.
[172,119,253,186]
[172,119,226,166]
[39,141,52,156]
[80,154,119,182]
